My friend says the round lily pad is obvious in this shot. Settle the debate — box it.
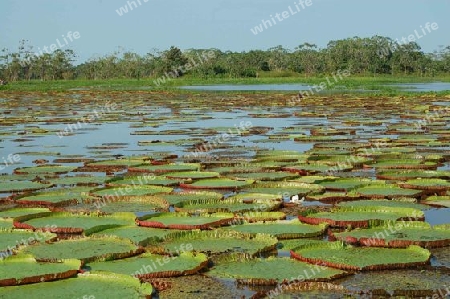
[14,212,136,235]
[291,242,431,271]
[0,254,80,286]
[0,272,153,298]
[0,181,53,193]
[206,255,347,285]
[331,221,450,248]
[90,226,183,247]
[24,236,141,262]
[299,206,424,228]
[87,252,208,278]
[137,212,235,230]
[180,178,254,190]
[224,219,327,239]
[156,230,278,256]
[14,165,77,175]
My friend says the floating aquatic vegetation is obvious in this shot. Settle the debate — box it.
[155,230,278,256]
[291,242,431,271]
[0,254,80,286]
[14,212,136,235]
[24,236,142,262]
[0,272,153,298]
[331,221,450,248]
[206,254,347,286]
[223,219,328,239]
[180,178,254,190]
[87,252,208,278]
[299,206,424,228]
[137,212,235,230]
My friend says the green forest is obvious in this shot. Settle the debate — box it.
[1,35,450,82]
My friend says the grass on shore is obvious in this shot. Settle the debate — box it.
[1,74,450,96]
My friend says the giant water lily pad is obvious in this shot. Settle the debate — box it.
[337,199,430,211]
[364,160,437,170]
[299,206,424,228]
[0,181,53,193]
[180,178,254,190]
[423,195,450,207]
[339,268,450,298]
[107,175,179,187]
[224,219,327,239]
[87,252,208,278]
[82,195,169,213]
[14,165,77,175]
[399,178,450,192]
[14,212,136,235]
[91,185,172,198]
[0,254,81,286]
[0,208,50,219]
[291,242,431,271]
[128,163,200,173]
[14,187,96,207]
[206,255,347,285]
[138,212,235,230]
[175,197,281,213]
[49,175,108,186]
[165,171,220,180]
[160,191,223,206]
[353,184,422,199]
[0,272,153,298]
[377,170,450,181]
[226,171,299,181]
[243,182,324,197]
[90,226,183,246]
[1,230,57,255]
[24,236,141,262]
[319,178,374,192]
[156,230,278,256]
[85,158,149,171]
[331,221,450,248]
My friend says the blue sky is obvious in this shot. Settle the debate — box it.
[1,0,449,63]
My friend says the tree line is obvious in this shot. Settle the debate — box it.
[1,36,450,82]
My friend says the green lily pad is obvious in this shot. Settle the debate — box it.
[14,212,136,235]
[87,252,208,278]
[160,191,224,206]
[91,185,172,197]
[15,187,96,207]
[129,163,200,173]
[49,175,108,186]
[0,272,153,298]
[0,181,53,193]
[423,195,450,207]
[1,230,57,256]
[206,255,347,285]
[14,165,77,175]
[137,212,234,230]
[157,230,278,256]
[332,221,450,248]
[175,197,281,213]
[353,184,422,199]
[0,208,50,219]
[180,178,254,190]
[299,206,424,228]
[107,175,179,187]
[90,226,183,246]
[165,171,220,180]
[291,242,431,271]
[224,219,327,239]
[0,254,80,286]
[24,236,141,262]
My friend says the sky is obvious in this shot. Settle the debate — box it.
[1,0,449,63]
